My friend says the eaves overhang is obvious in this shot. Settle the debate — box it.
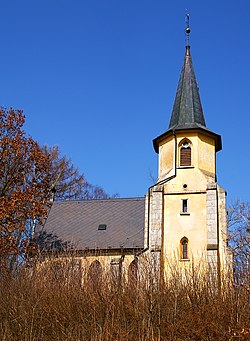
[38,247,144,257]
[153,127,222,154]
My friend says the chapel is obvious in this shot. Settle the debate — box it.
[36,23,230,279]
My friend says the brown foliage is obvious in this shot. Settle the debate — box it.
[0,107,116,266]
[0,261,249,340]
[0,108,52,261]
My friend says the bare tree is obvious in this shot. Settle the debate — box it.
[42,145,117,201]
[228,200,250,284]
[42,145,85,201]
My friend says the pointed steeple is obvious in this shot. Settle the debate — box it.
[168,45,206,130]
[153,18,222,153]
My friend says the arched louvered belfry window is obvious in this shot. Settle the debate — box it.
[180,139,191,166]
[180,237,189,260]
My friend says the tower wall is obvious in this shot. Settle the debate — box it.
[149,130,229,275]
[206,184,219,272]
[144,187,163,271]
[163,190,207,265]
[150,43,229,277]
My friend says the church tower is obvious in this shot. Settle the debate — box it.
[146,22,229,275]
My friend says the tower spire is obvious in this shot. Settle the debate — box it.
[168,15,206,131]
[153,16,222,153]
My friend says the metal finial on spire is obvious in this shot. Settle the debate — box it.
[185,13,191,46]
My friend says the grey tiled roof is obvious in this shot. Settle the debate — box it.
[35,197,145,251]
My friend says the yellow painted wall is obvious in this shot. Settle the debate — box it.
[158,136,175,180]
[158,131,216,184]
[156,129,228,274]
[163,192,207,264]
[81,254,135,274]
[38,253,137,283]
[197,133,216,176]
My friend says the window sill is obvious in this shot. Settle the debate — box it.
[180,212,190,216]
[179,258,190,262]
[178,166,194,169]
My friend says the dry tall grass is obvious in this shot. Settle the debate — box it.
[0,258,249,341]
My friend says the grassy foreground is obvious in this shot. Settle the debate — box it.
[0,259,249,341]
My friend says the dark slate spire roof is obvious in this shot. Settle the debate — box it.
[153,44,222,153]
[168,45,206,130]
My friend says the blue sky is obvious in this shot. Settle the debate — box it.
[1,1,249,202]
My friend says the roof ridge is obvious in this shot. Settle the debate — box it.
[54,197,145,204]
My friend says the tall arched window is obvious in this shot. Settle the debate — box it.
[180,140,191,166]
[110,258,121,284]
[88,260,102,286]
[128,259,138,286]
[180,237,189,260]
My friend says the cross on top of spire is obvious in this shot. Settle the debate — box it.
[185,13,191,46]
